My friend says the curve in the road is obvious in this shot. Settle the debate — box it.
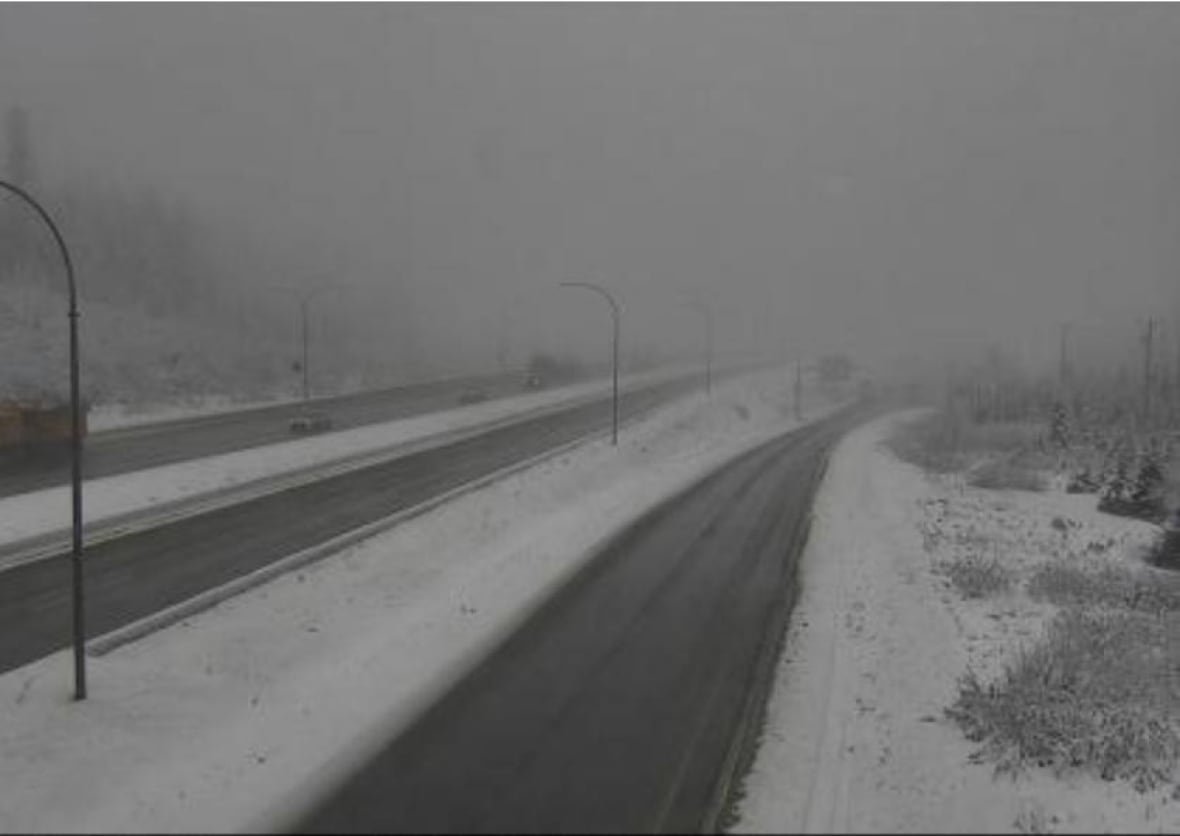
[295,407,866,834]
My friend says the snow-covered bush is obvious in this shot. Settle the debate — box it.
[1098,440,1169,523]
[968,459,1045,492]
[948,607,1180,792]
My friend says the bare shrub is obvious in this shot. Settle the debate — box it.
[939,551,1014,599]
[947,608,1180,791]
[886,412,969,473]
[1027,561,1180,614]
[887,411,1046,478]
[968,459,1046,492]
[1148,520,1180,572]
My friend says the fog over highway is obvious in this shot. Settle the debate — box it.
[4,5,1179,384]
[2,6,1179,834]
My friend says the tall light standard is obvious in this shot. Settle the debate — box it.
[0,178,87,700]
[265,284,342,403]
[560,281,620,445]
[1059,321,1072,389]
[297,291,317,402]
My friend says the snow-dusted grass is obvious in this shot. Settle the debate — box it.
[1027,560,1180,614]
[0,365,689,553]
[0,365,839,833]
[913,418,1180,799]
[950,608,1180,794]
[887,409,1052,489]
[967,458,1048,492]
[936,550,1015,600]
[735,412,1180,834]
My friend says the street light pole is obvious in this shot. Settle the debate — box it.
[560,281,620,445]
[301,296,311,402]
[0,178,87,700]
[265,283,340,403]
[1059,322,1071,389]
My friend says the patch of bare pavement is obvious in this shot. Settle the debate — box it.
[735,412,1180,834]
[295,406,869,833]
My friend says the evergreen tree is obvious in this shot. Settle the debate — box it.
[1099,438,1168,521]
[1049,400,1070,449]
[1098,438,1134,515]
[1129,444,1167,521]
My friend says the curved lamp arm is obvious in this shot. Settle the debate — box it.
[0,179,77,311]
[560,281,619,319]
[560,281,621,445]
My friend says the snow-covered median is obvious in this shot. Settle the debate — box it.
[0,365,691,554]
[0,366,840,833]
[735,411,1179,834]
[88,392,299,432]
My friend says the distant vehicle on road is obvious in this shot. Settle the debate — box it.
[525,352,583,389]
[817,353,855,384]
[288,412,333,434]
[458,388,489,405]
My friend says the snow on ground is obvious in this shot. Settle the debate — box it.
[0,366,690,551]
[87,392,299,432]
[0,279,296,407]
[735,411,1178,834]
[86,370,509,432]
[0,365,840,833]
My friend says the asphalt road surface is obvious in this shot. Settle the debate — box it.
[0,375,701,676]
[296,406,867,834]
[0,369,543,497]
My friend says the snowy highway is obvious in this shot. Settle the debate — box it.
[4,7,1172,832]
[0,369,530,497]
[297,405,867,833]
[0,374,703,676]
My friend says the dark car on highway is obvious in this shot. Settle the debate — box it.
[458,388,489,405]
[289,412,333,434]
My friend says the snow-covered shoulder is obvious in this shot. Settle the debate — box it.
[735,410,1177,834]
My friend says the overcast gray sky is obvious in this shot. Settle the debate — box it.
[3,4,1179,376]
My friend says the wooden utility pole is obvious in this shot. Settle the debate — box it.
[1059,322,1071,389]
[1174,317,1180,425]
[1170,314,1180,394]
[1143,317,1156,422]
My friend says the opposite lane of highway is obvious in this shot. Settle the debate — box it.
[0,370,531,497]
[0,376,702,676]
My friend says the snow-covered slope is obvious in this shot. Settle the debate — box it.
[1,279,295,405]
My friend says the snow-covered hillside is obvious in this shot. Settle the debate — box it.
[1,278,296,406]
